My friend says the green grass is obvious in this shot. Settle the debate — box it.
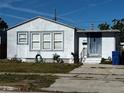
[0,60,82,92]
[0,74,57,91]
[0,61,81,73]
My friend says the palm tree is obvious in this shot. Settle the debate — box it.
[98,22,110,30]
[111,19,124,42]
[0,18,8,31]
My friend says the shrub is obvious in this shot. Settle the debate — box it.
[71,52,80,64]
[53,53,64,63]
[11,58,22,63]
[10,55,22,63]
[100,57,112,64]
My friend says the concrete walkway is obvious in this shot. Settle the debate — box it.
[43,64,124,93]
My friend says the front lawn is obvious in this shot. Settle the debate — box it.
[0,60,82,92]
[0,74,57,92]
[0,61,81,73]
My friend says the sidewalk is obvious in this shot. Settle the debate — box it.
[43,64,124,93]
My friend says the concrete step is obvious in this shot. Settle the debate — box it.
[84,58,101,64]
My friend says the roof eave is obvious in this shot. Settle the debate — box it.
[77,30,120,33]
[7,16,76,31]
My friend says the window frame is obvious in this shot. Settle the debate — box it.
[42,32,52,50]
[53,32,64,51]
[17,31,28,45]
[29,31,64,51]
[30,32,41,51]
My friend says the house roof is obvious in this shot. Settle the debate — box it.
[77,30,120,33]
[8,16,77,30]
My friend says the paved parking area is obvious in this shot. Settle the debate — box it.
[43,64,124,93]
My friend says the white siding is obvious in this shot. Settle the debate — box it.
[79,37,116,59]
[102,37,115,58]
[7,18,75,61]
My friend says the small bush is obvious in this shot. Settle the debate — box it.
[11,58,22,63]
[10,55,22,63]
[53,53,64,63]
[100,58,112,64]
[71,52,80,64]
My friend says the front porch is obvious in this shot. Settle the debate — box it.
[78,32,102,64]
[76,30,120,64]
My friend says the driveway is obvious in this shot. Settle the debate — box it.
[43,64,124,93]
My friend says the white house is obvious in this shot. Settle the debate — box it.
[7,16,120,64]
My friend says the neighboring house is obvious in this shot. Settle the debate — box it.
[7,16,120,64]
[0,31,7,59]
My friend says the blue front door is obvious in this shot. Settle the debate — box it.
[88,33,101,57]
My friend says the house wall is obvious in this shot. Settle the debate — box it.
[7,18,75,63]
[101,32,117,58]
[102,37,115,58]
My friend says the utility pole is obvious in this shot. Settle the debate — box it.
[54,9,57,21]
[91,23,94,30]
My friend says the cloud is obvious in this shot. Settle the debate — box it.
[5,5,53,17]
[60,7,88,16]
[0,13,26,20]
[0,0,53,18]
[0,0,27,20]
[60,0,113,16]
[0,0,22,8]
[0,0,52,20]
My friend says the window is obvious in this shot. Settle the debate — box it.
[17,32,28,44]
[31,33,40,50]
[53,32,63,50]
[29,31,64,51]
[42,33,51,50]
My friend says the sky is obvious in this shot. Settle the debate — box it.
[0,0,124,29]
